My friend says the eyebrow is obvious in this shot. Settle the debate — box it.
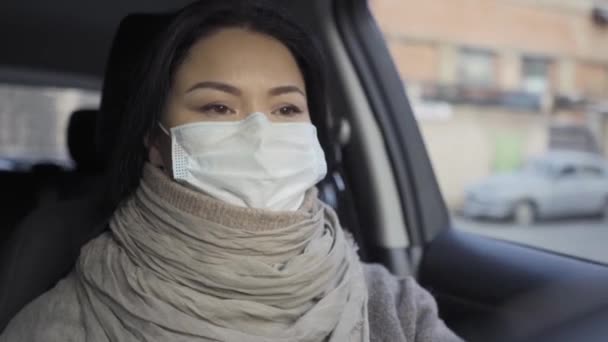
[185,82,305,97]
[269,85,306,97]
[185,81,241,95]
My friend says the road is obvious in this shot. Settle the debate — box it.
[453,216,608,264]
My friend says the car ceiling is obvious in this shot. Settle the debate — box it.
[0,0,194,80]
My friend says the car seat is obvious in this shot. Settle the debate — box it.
[0,13,171,331]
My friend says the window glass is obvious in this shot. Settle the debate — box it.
[522,56,552,94]
[580,165,604,177]
[559,165,577,177]
[371,0,608,264]
[0,84,100,171]
[458,48,496,87]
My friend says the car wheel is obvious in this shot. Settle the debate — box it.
[513,201,536,226]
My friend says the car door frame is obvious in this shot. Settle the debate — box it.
[331,0,608,340]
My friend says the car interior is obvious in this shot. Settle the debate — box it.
[1,0,608,341]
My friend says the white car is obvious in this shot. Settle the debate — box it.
[463,150,608,225]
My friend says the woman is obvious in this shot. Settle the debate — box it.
[1,0,462,341]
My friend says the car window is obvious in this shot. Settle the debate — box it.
[559,165,577,177]
[371,0,608,264]
[0,83,100,171]
[580,165,605,177]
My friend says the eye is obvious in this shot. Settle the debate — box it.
[273,105,303,117]
[200,104,235,115]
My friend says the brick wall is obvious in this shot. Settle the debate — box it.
[576,62,608,96]
[387,40,439,82]
[371,0,608,97]
[372,0,608,60]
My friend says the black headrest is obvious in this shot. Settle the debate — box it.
[96,13,172,167]
[67,109,99,172]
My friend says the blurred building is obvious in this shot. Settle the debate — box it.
[372,0,608,106]
[371,0,608,208]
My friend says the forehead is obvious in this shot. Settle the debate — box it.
[174,27,305,87]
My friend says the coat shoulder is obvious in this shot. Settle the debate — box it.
[0,273,85,342]
[362,263,463,342]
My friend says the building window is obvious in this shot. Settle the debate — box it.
[457,48,496,87]
[522,56,552,94]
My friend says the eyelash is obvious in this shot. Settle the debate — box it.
[199,104,303,117]
[273,105,303,117]
[200,104,235,115]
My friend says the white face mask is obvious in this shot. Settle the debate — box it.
[159,112,327,211]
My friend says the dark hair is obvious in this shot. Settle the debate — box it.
[106,0,331,206]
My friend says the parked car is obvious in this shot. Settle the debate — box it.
[463,150,608,225]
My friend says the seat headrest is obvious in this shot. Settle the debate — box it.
[96,13,172,167]
[68,109,99,172]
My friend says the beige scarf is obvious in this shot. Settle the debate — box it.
[74,164,369,341]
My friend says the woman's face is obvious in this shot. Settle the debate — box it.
[149,27,311,171]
